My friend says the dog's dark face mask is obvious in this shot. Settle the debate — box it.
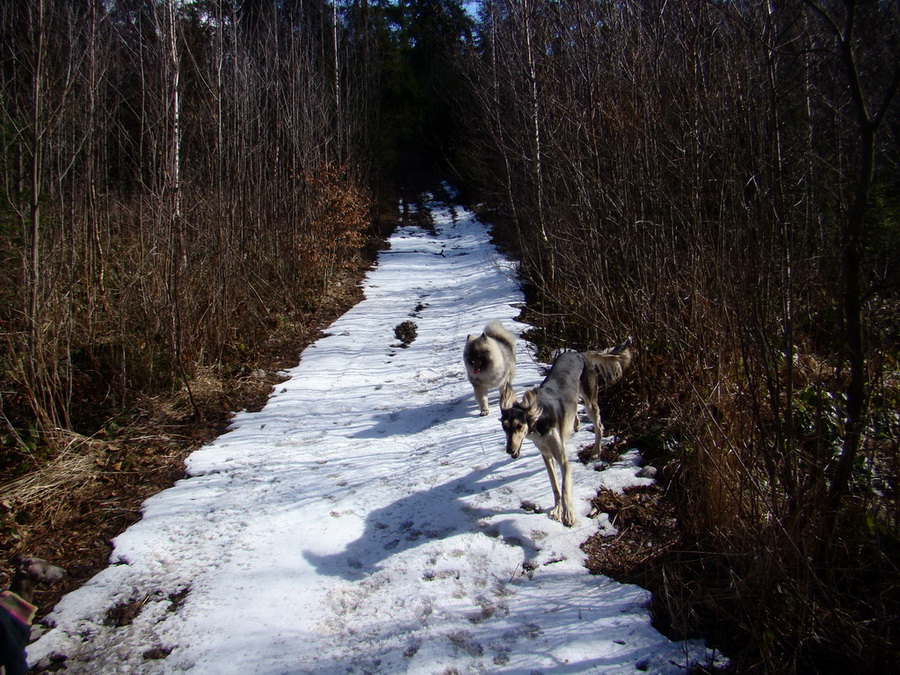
[467,353,486,375]
[500,408,528,459]
[465,342,491,376]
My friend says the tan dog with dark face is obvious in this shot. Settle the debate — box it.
[500,342,632,526]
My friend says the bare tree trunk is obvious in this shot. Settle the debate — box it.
[488,0,520,229]
[86,0,106,308]
[522,0,547,245]
[28,0,44,357]
[167,0,181,229]
[26,0,50,427]
[800,0,900,517]
[163,0,198,418]
[333,0,342,161]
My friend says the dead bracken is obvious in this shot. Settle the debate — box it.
[394,320,418,347]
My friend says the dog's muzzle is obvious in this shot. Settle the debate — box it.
[506,438,523,459]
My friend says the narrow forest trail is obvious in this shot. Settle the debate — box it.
[28,192,717,674]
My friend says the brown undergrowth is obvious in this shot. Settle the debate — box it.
[581,480,736,668]
[582,485,678,591]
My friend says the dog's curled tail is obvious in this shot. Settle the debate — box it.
[483,321,516,351]
[584,338,632,386]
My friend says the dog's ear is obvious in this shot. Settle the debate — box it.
[520,389,537,412]
[500,384,517,411]
[520,389,542,426]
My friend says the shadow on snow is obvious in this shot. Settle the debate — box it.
[349,397,472,439]
[303,460,540,579]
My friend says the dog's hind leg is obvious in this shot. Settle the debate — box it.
[584,399,603,450]
[580,377,603,450]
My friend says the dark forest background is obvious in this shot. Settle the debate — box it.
[2,1,898,672]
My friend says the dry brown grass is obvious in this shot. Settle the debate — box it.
[1,431,105,508]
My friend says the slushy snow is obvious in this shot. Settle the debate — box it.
[28,192,719,673]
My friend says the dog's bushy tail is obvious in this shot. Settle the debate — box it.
[483,321,516,352]
[583,338,632,385]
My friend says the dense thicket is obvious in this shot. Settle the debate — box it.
[0,0,398,448]
[458,1,899,671]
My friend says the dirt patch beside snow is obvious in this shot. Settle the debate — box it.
[581,484,695,642]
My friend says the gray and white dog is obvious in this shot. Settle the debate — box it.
[463,321,516,416]
[500,340,632,526]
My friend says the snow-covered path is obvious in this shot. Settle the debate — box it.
[29,194,715,673]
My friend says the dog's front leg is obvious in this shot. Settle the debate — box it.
[558,449,576,527]
[473,383,490,415]
[540,451,563,522]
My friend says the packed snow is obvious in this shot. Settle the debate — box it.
[28,192,720,673]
